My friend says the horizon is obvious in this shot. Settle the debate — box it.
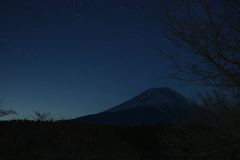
[2,86,202,120]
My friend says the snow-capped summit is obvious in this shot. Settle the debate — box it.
[104,87,193,112]
[71,87,202,126]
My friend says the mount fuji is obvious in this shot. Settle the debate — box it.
[71,87,202,126]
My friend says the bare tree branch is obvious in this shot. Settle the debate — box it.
[0,101,17,118]
[161,0,240,101]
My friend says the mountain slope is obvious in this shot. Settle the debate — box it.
[72,87,201,126]
[104,87,193,113]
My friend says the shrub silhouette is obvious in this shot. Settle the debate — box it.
[0,102,17,118]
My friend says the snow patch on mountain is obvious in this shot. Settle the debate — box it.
[104,87,193,113]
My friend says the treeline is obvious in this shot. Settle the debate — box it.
[1,120,239,160]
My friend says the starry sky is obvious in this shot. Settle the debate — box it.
[0,0,209,120]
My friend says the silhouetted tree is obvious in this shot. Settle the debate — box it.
[160,1,240,158]
[161,0,240,103]
[31,110,53,122]
[0,102,17,117]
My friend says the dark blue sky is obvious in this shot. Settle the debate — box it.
[0,0,205,120]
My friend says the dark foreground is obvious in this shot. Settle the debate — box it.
[0,120,239,160]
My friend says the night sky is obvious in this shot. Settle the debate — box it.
[0,0,207,120]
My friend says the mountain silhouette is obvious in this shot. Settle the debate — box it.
[71,87,203,126]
